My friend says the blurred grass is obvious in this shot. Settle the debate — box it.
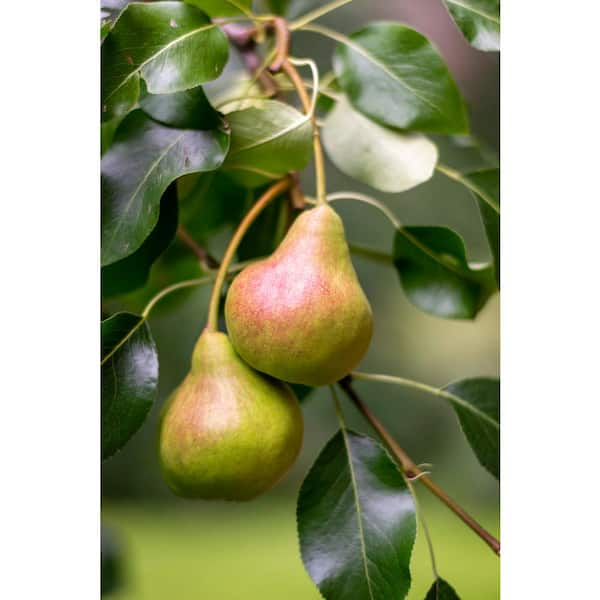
[103,497,499,600]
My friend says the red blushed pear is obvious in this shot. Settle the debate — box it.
[159,330,303,500]
[225,204,373,386]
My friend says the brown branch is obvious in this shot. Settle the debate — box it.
[176,226,219,271]
[269,17,290,72]
[338,377,500,556]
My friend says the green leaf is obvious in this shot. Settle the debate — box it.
[322,96,438,193]
[185,0,252,17]
[101,1,228,121]
[298,430,416,600]
[464,168,500,286]
[101,525,125,596]
[333,22,468,134]
[442,0,500,52]
[101,313,158,460]
[100,0,130,40]
[101,110,229,266]
[223,100,313,187]
[102,183,179,298]
[424,577,461,599]
[101,116,124,155]
[139,82,223,130]
[443,377,499,479]
[393,226,496,319]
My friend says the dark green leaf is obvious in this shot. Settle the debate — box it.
[393,226,496,319]
[442,0,500,52]
[223,99,313,187]
[298,430,416,600]
[101,1,228,121]
[100,0,130,40]
[425,577,461,599]
[101,313,158,460]
[322,96,438,193]
[101,116,124,155]
[102,183,179,297]
[443,377,499,479]
[101,110,229,266]
[333,22,468,134]
[185,0,252,17]
[464,168,500,286]
[139,82,223,130]
[101,525,125,596]
[291,383,314,402]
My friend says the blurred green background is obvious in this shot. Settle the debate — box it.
[102,1,500,598]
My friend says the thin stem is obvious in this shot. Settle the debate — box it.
[436,163,500,214]
[408,478,439,579]
[338,378,500,556]
[326,191,402,229]
[205,178,292,332]
[176,226,219,271]
[349,243,393,265]
[269,17,290,72]
[282,58,327,204]
[289,0,354,31]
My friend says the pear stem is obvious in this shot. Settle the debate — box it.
[338,377,500,556]
[281,59,327,205]
[205,177,292,332]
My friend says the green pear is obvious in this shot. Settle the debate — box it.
[159,330,303,500]
[225,204,373,386]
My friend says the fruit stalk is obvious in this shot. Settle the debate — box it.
[206,177,292,332]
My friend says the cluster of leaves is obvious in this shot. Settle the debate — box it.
[101,1,500,598]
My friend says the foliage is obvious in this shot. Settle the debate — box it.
[100,0,500,597]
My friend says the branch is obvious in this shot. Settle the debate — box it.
[338,377,500,556]
[176,226,219,271]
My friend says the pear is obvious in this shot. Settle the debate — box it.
[225,204,373,386]
[159,330,303,500]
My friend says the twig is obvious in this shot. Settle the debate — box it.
[338,377,500,556]
[269,17,290,72]
[176,226,219,271]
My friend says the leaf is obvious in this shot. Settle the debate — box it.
[101,313,158,460]
[139,82,223,130]
[424,577,461,599]
[464,168,500,286]
[298,430,416,600]
[101,1,228,121]
[101,525,125,596]
[101,110,229,266]
[442,0,500,52]
[393,226,496,319]
[102,183,179,297]
[333,22,469,134]
[223,100,313,187]
[100,0,130,40]
[443,377,499,479]
[322,96,438,193]
[185,0,252,17]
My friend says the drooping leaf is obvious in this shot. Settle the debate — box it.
[223,100,313,186]
[443,377,499,479]
[424,577,461,599]
[322,96,438,193]
[393,226,496,319]
[442,0,500,52]
[139,82,223,130]
[464,168,500,286]
[333,22,469,134]
[185,0,252,17]
[102,183,179,297]
[101,313,158,460]
[101,110,229,266]
[101,1,228,121]
[298,429,416,600]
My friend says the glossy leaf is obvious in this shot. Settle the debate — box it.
[185,0,252,17]
[333,22,468,134]
[102,184,179,297]
[393,226,496,319]
[298,429,416,600]
[322,96,438,193]
[442,0,500,52]
[101,313,158,460]
[424,578,461,599]
[464,168,500,286]
[223,100,313,187]
[100,0,130,40]
[443,377,499,479]
[101,110,229,266]
[139,82,223,130]
[101,1,228,121]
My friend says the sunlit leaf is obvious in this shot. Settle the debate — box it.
[442,0,500,52]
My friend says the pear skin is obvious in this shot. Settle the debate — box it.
[159,331,303,500]
[225,204,373,386]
